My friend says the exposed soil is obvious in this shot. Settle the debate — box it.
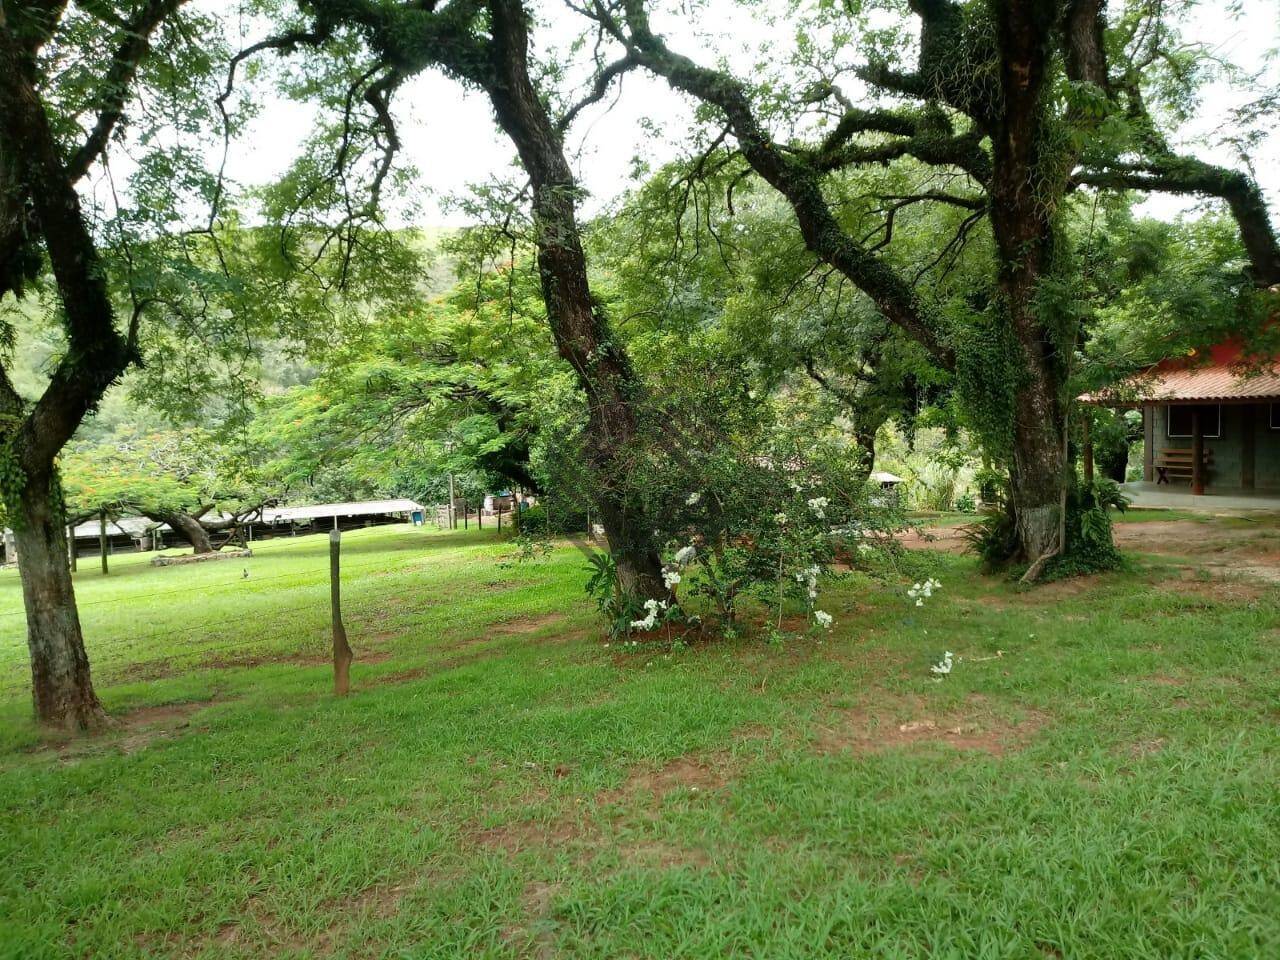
[493,612,568,635]
[813,694,1048,758]
[29,699,215,764]
[903,515,1280,589]
[898,525,971,555]
[597,754,733,806]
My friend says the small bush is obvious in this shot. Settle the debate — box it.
[515,503,588,536]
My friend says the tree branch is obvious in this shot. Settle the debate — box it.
[588,0,955,369]
[1073,158,1280,286]
[65,0,188,182]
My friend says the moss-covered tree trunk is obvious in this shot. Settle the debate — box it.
[485,0,666,599]
[988,2,1070,568]
[0,21,145,727]
[12,469,105,728]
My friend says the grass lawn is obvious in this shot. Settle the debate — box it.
[2,521,1279,958]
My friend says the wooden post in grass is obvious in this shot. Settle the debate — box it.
[99,511,108,576]
[67,525,76,572]
[330,529,353,696]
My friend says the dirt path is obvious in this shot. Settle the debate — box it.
[902,514,1280,582]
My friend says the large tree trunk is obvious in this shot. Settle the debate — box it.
[485,0,666,599]
[989,3,1071,570]
[0,22,145,726]
[13,471,106,729]
[1009,378,1066,562]
[147,510,215,554]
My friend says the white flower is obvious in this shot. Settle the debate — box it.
[796,564,820,600]
[807,496,829,519]
[908,577,941,606]
[814,610,833,629]
[662,568,682,589]
[685,492,702,506]
[774,512,789,525]
[631,597,668,631]
[930,651,954,677]
[674,544,696,565]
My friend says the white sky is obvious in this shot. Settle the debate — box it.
[217,0,1280,227]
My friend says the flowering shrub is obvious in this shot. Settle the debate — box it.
[907,577,942,607]
[549,334,908,642]
[622,367,897,638]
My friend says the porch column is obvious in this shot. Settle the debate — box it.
[1143,405,1154,482]
[1191,408,1205,496]
[1242,404,1256,490]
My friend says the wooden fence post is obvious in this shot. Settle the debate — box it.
[99,512,108,576]
[330,529,353,695]
[67,525,76,572]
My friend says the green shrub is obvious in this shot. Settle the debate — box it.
[515,503,588,535]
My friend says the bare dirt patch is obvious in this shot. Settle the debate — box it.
[1165,569,1268,601]
[114,701,213,755]
[31,700,215,764]
[1125,737,1167,758]
[599,754,732,805]
[493,613,568,636]
[898,525,970,555]
[471,813,585,854]
[814,695,1047,757]
[349,880,420,921]
[1116,519,1280,585]
[210,893,310,954]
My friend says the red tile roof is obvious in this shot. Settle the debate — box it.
[1086,337,1280,403]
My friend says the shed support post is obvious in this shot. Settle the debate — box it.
[99,512,108,576]
[1191,408,1205,496]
